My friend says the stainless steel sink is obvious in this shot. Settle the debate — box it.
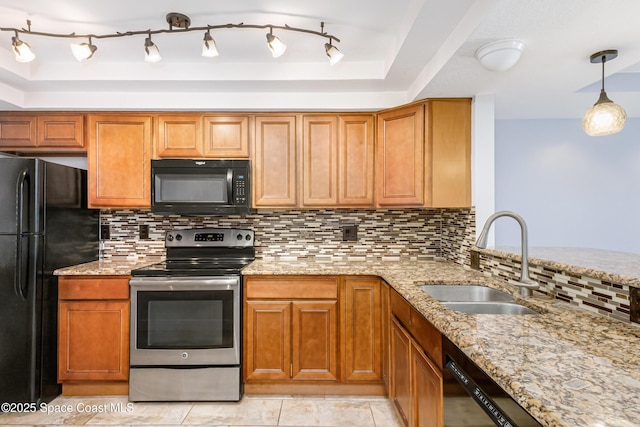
[418,285,514,302]
[443,301,538,315]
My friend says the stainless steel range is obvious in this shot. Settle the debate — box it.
[129,228,254,402]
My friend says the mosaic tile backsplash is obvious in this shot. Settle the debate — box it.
[100,208,476,262]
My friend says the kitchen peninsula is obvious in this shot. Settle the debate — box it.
[55,254,640,427]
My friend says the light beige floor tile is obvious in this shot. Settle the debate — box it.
[86,401,193,425]
[369,400,402,427]
[278,399,375,426]
[182,398,282,425]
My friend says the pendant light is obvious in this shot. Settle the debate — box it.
[266,28,286,58]
[201,30,219,57]
[143,34,161,62]
[70,37,97,61]
[324,40,344,65]
[582,49,626,136]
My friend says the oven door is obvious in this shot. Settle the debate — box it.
[130,276,240,366]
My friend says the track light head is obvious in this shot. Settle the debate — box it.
[70,38,97,61]
[11,35,35,62]
[266,29,286,58]
[202,30,219,57]
[144,35,161,62]
[324,41,343,65]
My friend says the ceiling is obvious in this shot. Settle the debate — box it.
[1,0,640,119]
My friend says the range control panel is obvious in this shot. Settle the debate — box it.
[165,228,254,248]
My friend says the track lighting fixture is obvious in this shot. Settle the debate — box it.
[0,14,343,65]
[70,37,97,61]
[202,30,219,57]
[11,32,35,62]
[582,49,626,136]
[144,34,161,62]
[266,28,286,58]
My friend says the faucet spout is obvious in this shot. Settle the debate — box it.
[475,211,538,297]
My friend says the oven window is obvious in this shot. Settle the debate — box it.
[155,173,228,203]
[137,290,234,349]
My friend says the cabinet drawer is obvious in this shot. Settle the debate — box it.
[59,276,130,300]
[410,307,442,369]
[245,276,338,299]
[390,289,411,328]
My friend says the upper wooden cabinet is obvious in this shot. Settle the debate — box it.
[154,114,250,159]
[0,113,85,152]
[253,115,298,207]
[338,115,375,206]
[302,115,339,206]
[376,104,425,207]
[87,114,152,208]
[425,99,471,208]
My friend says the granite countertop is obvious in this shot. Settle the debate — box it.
[54,257,640,426]
[244,258,640,427]
[54,258,162,276]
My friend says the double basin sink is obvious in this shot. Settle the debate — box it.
[419,285,538,315]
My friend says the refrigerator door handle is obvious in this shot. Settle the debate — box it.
[15,168,30,300]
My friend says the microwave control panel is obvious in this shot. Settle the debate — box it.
[233,172,248,205]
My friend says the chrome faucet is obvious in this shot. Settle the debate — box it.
[475,211,539,297]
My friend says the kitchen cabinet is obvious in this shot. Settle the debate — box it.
[425,99,471,207]
[253,115,298,207]
[376,104,425,207]
[57,276,130,396]
[155,114,250,158]
[0,113,85,152]
[301,114,374,207]
[389,289,443,427]
[87,114,152,208]
[244,276,339,383]
[341,276,382,382]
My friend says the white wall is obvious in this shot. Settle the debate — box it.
[494,118,640,254]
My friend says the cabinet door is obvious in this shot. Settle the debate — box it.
[390,317,412,427]
[376,104,424,207]
[37,115,84,150]
[412,341,444,427]
[342,277,381,382]
[87,115,152,208]
[244,301,292,381]
[0,115,36,147]
[292,301,338,381]
[302,115,338,206]
[338,115,374,206]
[426,99,471,207]
[203,115,250,158]
[156,115,203,158]
[58,301,129,381]
[253,116,297,207]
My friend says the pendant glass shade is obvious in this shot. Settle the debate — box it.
[144,37,161,62]
[266,33,286,58]
[325,42,344,65]
[202,31,218,57]
[11,36,35,62]
[582,50,626,136]
[582,91,627,136]
[70,41,97,61]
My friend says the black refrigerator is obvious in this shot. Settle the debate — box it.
[0,158,99,404]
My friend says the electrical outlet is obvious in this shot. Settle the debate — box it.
[100,224,110,240]
[630,287,640,324]
[139,224,150,240]
[342,225,358,242]
[470,251,480,270]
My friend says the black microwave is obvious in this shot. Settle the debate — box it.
[151,159,251,215]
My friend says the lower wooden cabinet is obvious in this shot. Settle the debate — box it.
[57,276,130,396]
[243,275,384,395]
[390,290,443,427]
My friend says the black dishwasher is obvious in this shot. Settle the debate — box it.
[442,336,542,427]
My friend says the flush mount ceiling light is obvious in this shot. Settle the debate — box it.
[0,13,343,65]
[475,39,525,72]
[582,49,627,136]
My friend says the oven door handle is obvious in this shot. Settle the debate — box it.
[445,356,520,427]
[129,276,240,289]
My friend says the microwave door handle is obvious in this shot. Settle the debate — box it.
[227,168,233,203]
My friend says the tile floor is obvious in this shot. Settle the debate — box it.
[0,395,402,426]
